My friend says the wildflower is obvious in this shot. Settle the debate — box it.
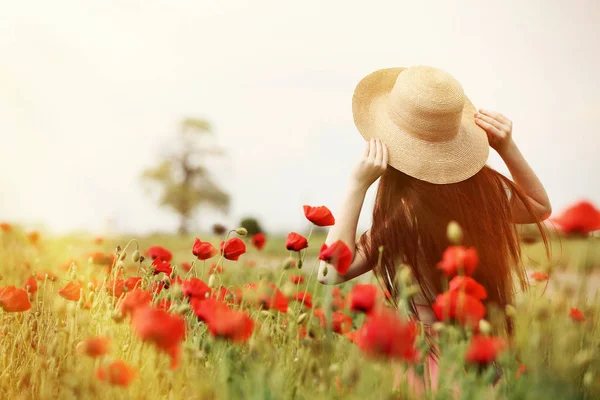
[516,364,528,379]
[552,201,600,234]
[24,276,38,295]
[314,308,353,334]
[206,307,255,342]
[124,277,142,292]
[26,231,40,246]
[130,306,186,369]
[119,289,152,317]
[290,275,305,284]
[190,297,226,321]
[251,233,267,250]
[437,246,479,277]
[355,309,418,361]
[96,360,137,387]
[432,291,486,329]
[157,298,172,311]
[89,252,115,266]
[151,258,172,276]
[303,205,335,226]
[349,284,378,313]
[94,237,104,245]
[0,222,13,232]
[182,277,211,301]
[146,246,173,262]
[569,307,585,322]
[285,232,309,252]
[245,282,289,313]
[106,280,126,298]
[220,238,246,260]
[209,263,223,274]
[212,286,241,305]
[448,276,487,300]
[77,337,110,358]
[180,262,192,272]
[0,286,32,312]
[530,271,549,282]
[290,291,313,308]
[192,238,218,260]
[58,281,82,301]
[319,241,352,275]
[465,335,506,366]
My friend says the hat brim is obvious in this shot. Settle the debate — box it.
[352,68,489,184]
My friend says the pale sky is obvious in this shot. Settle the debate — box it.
[1,1,599,235]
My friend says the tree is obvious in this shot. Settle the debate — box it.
[142,118,230,235]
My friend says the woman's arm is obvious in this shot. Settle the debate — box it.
[475,110,552,223]
[318,138,388,285]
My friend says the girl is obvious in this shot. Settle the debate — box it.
[317,66,551,388]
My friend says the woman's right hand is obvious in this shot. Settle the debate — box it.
[350,138,388,191]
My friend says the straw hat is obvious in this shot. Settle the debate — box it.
[352,66,489,184]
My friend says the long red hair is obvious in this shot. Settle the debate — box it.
[358,165,548,330]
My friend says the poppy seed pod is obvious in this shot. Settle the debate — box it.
[447,221,463,244]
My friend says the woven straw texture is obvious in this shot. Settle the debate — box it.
[352,66,489,184]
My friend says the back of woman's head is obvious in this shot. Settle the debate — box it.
[359,165,548,325]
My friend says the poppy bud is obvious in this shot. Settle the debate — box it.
[208,274,216,288]
[132,250,141,263]
[432,322,445,332]
[119,251,127,261]
[479,319,493,335]
[584,371,594,387]
[297,313,308,325]
[505,305,517,318]
[122,344,129,352]
[111,311,125,323]
[447,221,463,244]
[87,292,95,303]
[87,282,95,292]
[235,227,248,236]
[282,258,296,270]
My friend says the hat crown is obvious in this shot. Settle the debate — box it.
[388,66,466,142]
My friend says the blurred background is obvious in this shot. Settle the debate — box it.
[1,0,598,236]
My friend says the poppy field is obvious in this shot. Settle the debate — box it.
[1,202,600,400]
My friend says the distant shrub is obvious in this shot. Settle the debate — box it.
[239,217,264,236]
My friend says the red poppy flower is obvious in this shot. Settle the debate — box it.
[290,291,312,308]
[552,201,600,234]
[569,307,585,322]
[124,277,142,292]
[0,286,32,312]
[285,232,308,252]
[332,287,342,297]
[27,231,40,245]
[314,308,353,334]
[303,205,335,226]
[290,275,305,284]
[58,281,82,301]
[96,360,137,387]
[157,298,172,311]
[319,241,352,275]
[343,330,359,343]
[119,289,152,317]
[191,297,231,322]
[182,277,211,301]
[251,233,267,250]
[192,238,218,260]
[206,307,255,343]
[106,280,125,298]
[465,335,506,365]
[332,295,347,312]
[244,282,289,313]
[530,271,549,282]
[180,262,192,272]
[151,258,173,276]
[146,246,173,262]
[24,276,38,295]
[130,306,186,369]
[0,222,12,232]
[220,238,246,260]
[432,291,486,329]
[94,237,104,245]
[349,284,378,313]
[356,309,418,361]
[448,276,487,300]
[89,252,115,266]
[437,246,479,277]
[213,286,242,305]
[77,336,110,358]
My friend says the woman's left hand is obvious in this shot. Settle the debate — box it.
[474,109,514,154]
